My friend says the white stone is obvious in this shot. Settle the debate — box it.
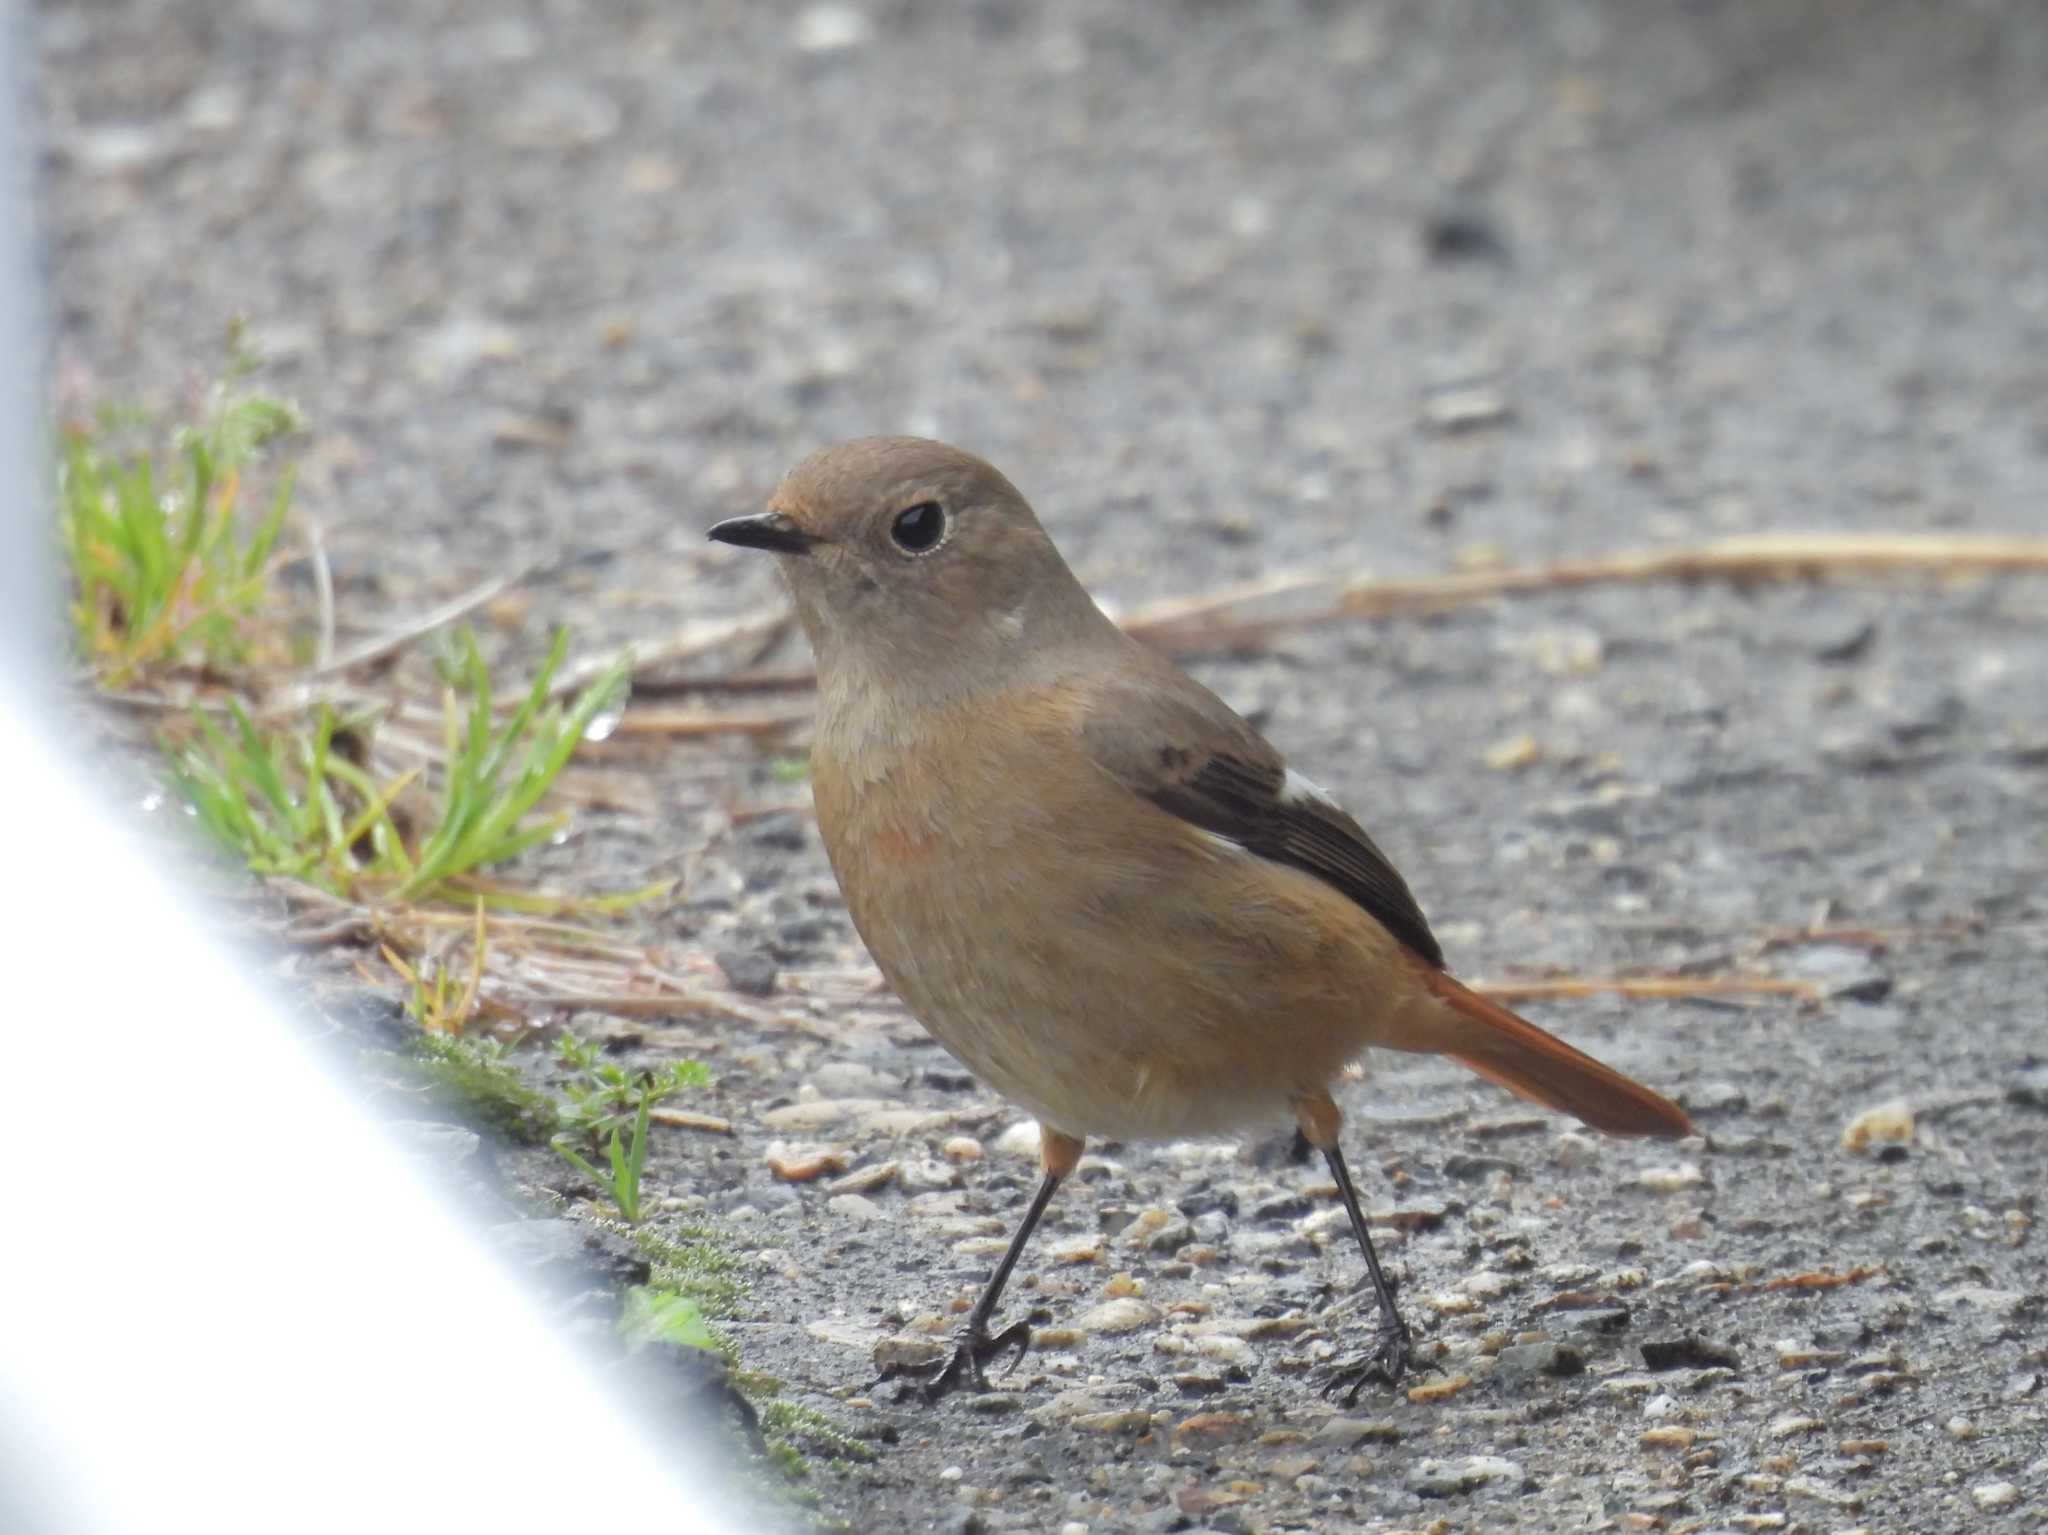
[1636,1163,1705,1194]
[992,1121,1042,1159]
[1072,1298,1159,1336]
[826,1193,883,1222]
[794,4,872,51]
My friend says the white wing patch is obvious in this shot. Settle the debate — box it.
[1189,825,1247,856]
[1281,767,1341,811]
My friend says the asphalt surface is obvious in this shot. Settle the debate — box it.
[40,2,2048,1530]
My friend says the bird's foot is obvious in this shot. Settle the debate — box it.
[879,1318,1033,1404]
[1318,1314,1430,1405]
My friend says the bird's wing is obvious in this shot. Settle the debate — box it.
[1078,664,1446,969]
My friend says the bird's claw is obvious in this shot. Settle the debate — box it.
[879,1319,1033,1404]
[1319,1315,1431,1405]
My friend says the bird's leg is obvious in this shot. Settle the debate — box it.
[882,1128,1081,1403]
[1295,1094,1421,1403]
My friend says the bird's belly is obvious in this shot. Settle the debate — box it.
[835,830,1380,1141]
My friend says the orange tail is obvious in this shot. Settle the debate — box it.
[1417,967,1694,1139]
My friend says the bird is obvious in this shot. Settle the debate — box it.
[708,436,1693,1403]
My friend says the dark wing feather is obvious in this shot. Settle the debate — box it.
[1080,668,1445,969]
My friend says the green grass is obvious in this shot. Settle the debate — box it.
[554,1032,711,1144]
[396,628,628,902]
[553,1092,657,1223]
[59,348,302,683]
[167,625,629,906]
[551,1033,712,1224]
[60,350,630,913]
[168,701,411,888]
[618,1284,723,1354]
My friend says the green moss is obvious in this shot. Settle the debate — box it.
[629,1221,747,1320]
[395,1035,560,1144]
[757,1396,876,1467]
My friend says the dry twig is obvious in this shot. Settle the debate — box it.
[647,1107,737,1135]
[626,530,2048,688]
[547,610,796,701]
[1474,975,1821,1005]
[304,570,527,679]
[602,706,812,742]
[1133,532,2048,652]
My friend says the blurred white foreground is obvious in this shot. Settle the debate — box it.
[0,22,739,1535]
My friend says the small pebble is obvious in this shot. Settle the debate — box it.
[873,1336,948,1372]
[760,1098,887,1132]
[1407,1454,1520,1497]
[2009,1063,2048,1108]
[713,947,778,996]
[1636,1163,1705,1193]
[827,1193,884,1222]
[1785,1474,1863,1511]
[1498,1341,1584,1377]
[1551,1132,1599,1166]
[1191,1334,1254,1367]
[1641,1336,1741,1371]
[1680,1080,1749,1116]
[1073,1298,1158,1336]
[765,1141,852,1182]
[1937,1285,2028,1318]
[826,1160,898,1196]
[1119,1207,1195,1252]
[793,3,872,52]
[1841,1097,1914,1154]
[1048,1235,1104,1264]
[942,1135,984,1163]
[1422,383,1513,433]
[1406,1373,1472,1404]
[1172,1411,1253,1445]
[1069,1410,1150,1435]
[898,1158,959,1193]
[1459,1269,1516,1299]
[1971,1482,2020,1511]
[992,1121,1042,1159]
[809,1060,902,1098]
[1775,1338,1845,1369]
[1311,1417,1378,1446]
[1483,733,1542,772]
[1554,1306,1633,1335]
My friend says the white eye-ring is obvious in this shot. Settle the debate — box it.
[889,500,947,554]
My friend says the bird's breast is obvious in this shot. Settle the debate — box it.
[805,685,1407,1139]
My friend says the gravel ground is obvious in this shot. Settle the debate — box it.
[38,1,2048,1531]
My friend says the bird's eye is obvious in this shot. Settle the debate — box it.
[889,501,947,554]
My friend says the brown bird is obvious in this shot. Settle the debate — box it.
[710,437,1692,1402]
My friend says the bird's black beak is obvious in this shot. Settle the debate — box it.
[706,511,816,555]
